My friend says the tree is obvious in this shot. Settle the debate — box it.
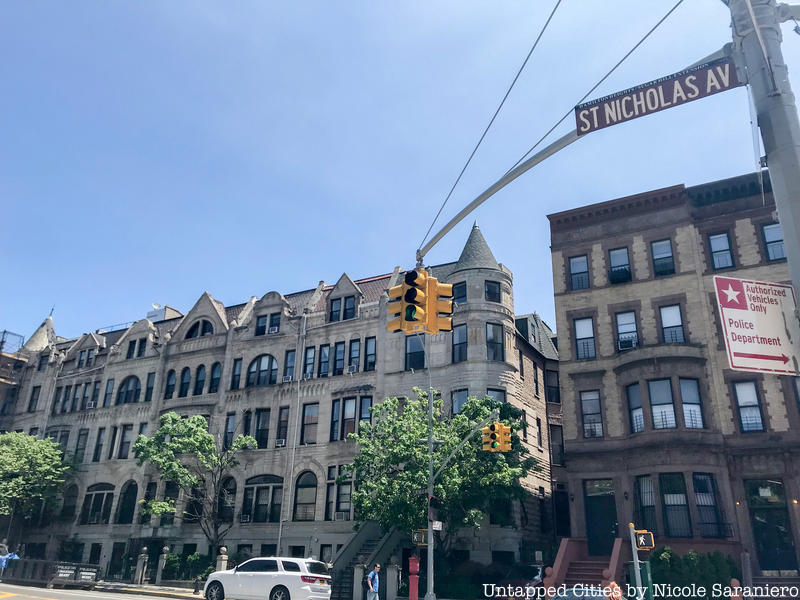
[133,412,257,553]
[0,432,70,538]
[348,388,538,546]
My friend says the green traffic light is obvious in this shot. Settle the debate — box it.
[405,306,418,321]
[491,441,498,448]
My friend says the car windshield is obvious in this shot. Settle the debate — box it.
[306,561,330,575]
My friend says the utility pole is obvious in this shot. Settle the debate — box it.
[727,0,800,293]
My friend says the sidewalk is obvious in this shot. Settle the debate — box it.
[93,580,203,599]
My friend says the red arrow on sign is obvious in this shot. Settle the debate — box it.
[733,352,789,363]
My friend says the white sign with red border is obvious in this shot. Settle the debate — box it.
[714,275,800,375]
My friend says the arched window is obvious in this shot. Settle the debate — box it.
[116,376,141,405]
[186,319,214,339]
[209,363,222,394]
[164,370,176,399]
[79,483,115,525]
[179,368,191,398]
[246,355,278,387]
[117,481,139,524]
[293,471,317,521]
[218,477,237,523]
[194,365,206,396]
[61,484,78,521]
[242,475,283,523]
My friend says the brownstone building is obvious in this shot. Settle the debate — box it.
[547,172,799,584]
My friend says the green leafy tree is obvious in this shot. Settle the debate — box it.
[0,432,69,534]
[133,412,257,553]
[348,388,538,547]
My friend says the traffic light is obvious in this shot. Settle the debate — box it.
[498,423,512,452]
[426,278,453,334]
[387,283,405,333]
[403,269,428,333]
[482,422,501,452]
[428,496,442,522]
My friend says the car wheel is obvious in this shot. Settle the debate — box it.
[270,585,290,600]
[206,581,225,600]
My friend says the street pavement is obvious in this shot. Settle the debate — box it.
[0,583,200,600]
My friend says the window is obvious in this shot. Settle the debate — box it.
[303,347,316,378]
[546,370,559,403]
[107,426,118,460]
[74,429,89,463]
[231,358,242,390]
[50,388,60,416]
[329,298,341,322]
[486,388,505,404]
[325,468,336,521]
[518,349,524,378]
[485,280,501,302]
[255,409,270,449]
[333,342,345,376]
[223,413,235,450]
[452,389,468,415]
[117,481,139,525]
[161,482,179,525]
[241,475,283,523]
[348,339,360,372]
[178,368,191,397]
[118,424,133,459]
[138,422,147,435]
[284,350,295,380]
[163,371,175,399]
[649,379,676,429]
[709,233,734,269]
[29,427,38,437]
[80,383,90,410]
[186,319,213,339]
[194,365,206,396]
[616,311,638,350]
[301,403,319,444]
[651,239,675,276]
[126,340,136,359]
[77,351,85,369]
[144,373,155,402]
[609,248,631,283]
[581,390,603,438]
[680,378,703,429]
[336,477,352,516]
[550,425,564,466]
[318,345,330,377]
[242,410,252,436]
[452,324,467,363]
[536,417,543,447]
[343,296,356,320]
[246,355,278,387]
[269,313,281,333]
[486,323,504,361]
[341,397,356,439]
[79,483,115,525]
[574,317,596,360]
[693,473,722,537]
[364,337,376,372]
[61,385,72,413]
[209,363,221,393]
[278,407,289,441]
[90,382,101,409]
[569,256,589,290]
[218,477,236,523]
[734,381,764,432]
[86,348,94,367]
[359,396,372,428]
[763,223,785,261]
[627,383,644,433]
[27,386,40,413]
[117,377,141,405]
[61,484,79,520]
[255,315,268,336]
[634,475,657,533]
[660,305,685,343]
[452,282,466,304]
[293,472,317,521]
[330,400,340,442]
[405,336,424,370]
[71,385,80,412]
[38,354,49,371]
[92,428,106,462]
[660,473,691,537]
[136,338,146,358]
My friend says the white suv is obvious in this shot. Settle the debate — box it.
[204,557,332,600]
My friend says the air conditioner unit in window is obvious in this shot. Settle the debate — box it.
[282,375,293,383]
[302,373,313,380]
[334,511,350,521]
[275,439,286,448]
[617,338,638,351]
[86,401,97,409]
[347,364,358,374]
[239,514,251,523]
[268,327,280,334]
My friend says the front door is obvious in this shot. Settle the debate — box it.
[584,479,618,556]
[745,479,798,572]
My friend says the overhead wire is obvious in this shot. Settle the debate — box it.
[418,0,564,251]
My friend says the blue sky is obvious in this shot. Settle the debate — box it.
[3,1,798,341]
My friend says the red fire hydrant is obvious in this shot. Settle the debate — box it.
[408,554,420,600]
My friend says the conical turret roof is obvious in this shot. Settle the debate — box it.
[22,316,56,352]
[452,223,499,272]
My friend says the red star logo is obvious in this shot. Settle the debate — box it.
[715,277,748,310]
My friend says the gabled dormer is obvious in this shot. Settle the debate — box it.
[171,292,229,342]
[326,273,364,323]
[66,332,106,371]
[250,292,291,337]
[112,319,157,362]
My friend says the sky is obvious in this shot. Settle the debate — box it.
[2,1,799,343]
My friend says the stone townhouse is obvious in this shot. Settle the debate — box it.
[546,171,800,586]
[0,225,557,584]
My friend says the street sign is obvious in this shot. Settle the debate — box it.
[714,276,800,375]
[432,520,443,531]
[575,58,743,135]
[412,529,428,546]
[635,530,654,550]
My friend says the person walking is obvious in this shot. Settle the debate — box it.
[367,563,380,600]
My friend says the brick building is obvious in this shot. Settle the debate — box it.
[547,172,799,581]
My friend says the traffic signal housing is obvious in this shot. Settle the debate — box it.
[387,283,405,333]
[426,278,453,334]
[403,269,428,333]
[482,422,501,452]
[498,423,512,452]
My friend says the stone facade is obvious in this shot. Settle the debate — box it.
[0,225,557,579]
[548,172,800,575]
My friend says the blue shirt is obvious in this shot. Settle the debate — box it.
[368,570,379,592]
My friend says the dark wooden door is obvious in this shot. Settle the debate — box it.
[584,479,618,556]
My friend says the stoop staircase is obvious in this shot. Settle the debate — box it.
[563,558,608,587]
[332,537,381,600]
